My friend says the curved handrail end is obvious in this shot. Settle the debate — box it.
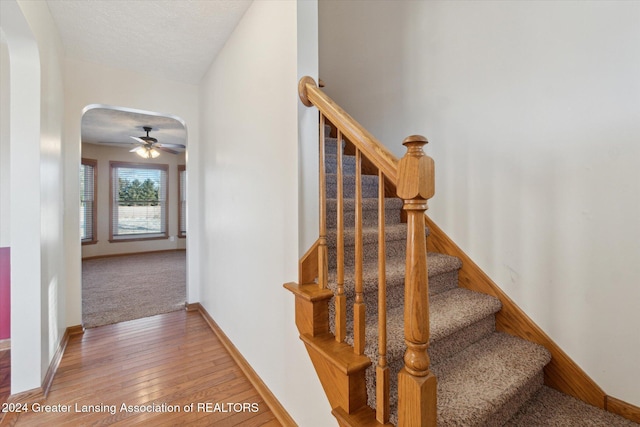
[298,76,317,107]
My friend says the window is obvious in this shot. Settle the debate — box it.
[178,165,186,237]
[110,162,168,241]
[80,158,97,244]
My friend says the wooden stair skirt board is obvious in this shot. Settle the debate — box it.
[186,303,297,427]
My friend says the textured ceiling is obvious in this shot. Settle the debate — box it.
[47,0,252,85]
[82,107,187,150]
[46,0,253,151]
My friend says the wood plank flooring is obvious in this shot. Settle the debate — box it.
[0,350,9,406]
[5,310,281,426]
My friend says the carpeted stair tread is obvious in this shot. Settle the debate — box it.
[328,252,462,297]
[504,386,639,426]
[326,197,404,228]
[325,153,357,175]
[358,288,502,365]
[327,223,416,248]
[326,173,379,198]
[326,197,404,219]
[429,288,502,341]
[432,332,551,426]
[324,136,344,156]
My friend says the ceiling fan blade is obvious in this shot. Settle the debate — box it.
[98,141,133,145]
[129,146,142,152]
[130,136,147,144]
[156,146,179,155]
[157,143,186,149]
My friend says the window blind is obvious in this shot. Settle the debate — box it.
[178,166,186,237]
[80,159,97,243]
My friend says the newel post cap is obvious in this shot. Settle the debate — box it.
[397,135,435,201]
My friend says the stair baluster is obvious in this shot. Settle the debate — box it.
[354,148,365,356]
[376,170,390,424]
[396,135,436,427]
[318,115,329,290]
[335,130,346,343]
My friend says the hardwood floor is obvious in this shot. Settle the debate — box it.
[5,310,281,426]
[0,350,9,406]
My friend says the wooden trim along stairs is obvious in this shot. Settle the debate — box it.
[286,76,640,426]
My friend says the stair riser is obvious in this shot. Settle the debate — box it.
[328,268,459,309]
[327,174,379,199]
[429,315,495,366]
[326,205,403,228]
[465,372,545,427]
[327,239,407,270]
[325,154,357,175]
[323,137,344,156]
[384,313,497,375]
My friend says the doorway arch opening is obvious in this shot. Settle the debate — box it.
[80,105,189,328]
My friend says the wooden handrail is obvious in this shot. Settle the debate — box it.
[299,76,435,426]
[298,77,399,184]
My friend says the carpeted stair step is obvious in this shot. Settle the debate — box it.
[326,197,404,229]
[325,153,357,175]
[324,136,344,156]
[326,222,418,269]
[327,252,463,341]
[327,173,379,199]
[432,332,551,426]
[360,288,502,411]
[504,386,639,426]
[328,251,461,309]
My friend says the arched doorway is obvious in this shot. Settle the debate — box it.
[80,105,188,327]
[0,0,45,395]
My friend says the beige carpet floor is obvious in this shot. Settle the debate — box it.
[82,251,186,328]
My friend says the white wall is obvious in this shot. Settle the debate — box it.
[63,59,200,326]
[0,38,9,248]
[80,142,186,259]
[198,0,332,425]
[297,0,320,254]
[1,0,66,393]
[320,0,640,406]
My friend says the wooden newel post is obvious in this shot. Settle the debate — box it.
[396,135,437,427]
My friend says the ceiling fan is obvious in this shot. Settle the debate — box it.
[130,126,186,159]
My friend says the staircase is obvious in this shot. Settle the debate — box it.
[285,77,639,426]
[323,128,553,425]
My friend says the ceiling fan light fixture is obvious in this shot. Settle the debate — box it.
[136,146,160,159]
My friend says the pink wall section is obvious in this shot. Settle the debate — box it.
[0,247,9,340]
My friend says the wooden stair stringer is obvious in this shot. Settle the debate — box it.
[301,333,372,414]
[284,281,374,418]
[423,214,608,410]
[333,406,394,427]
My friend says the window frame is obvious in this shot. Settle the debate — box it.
[178,165,186,238]
[80,158,98,245]
[109,161,169,242]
